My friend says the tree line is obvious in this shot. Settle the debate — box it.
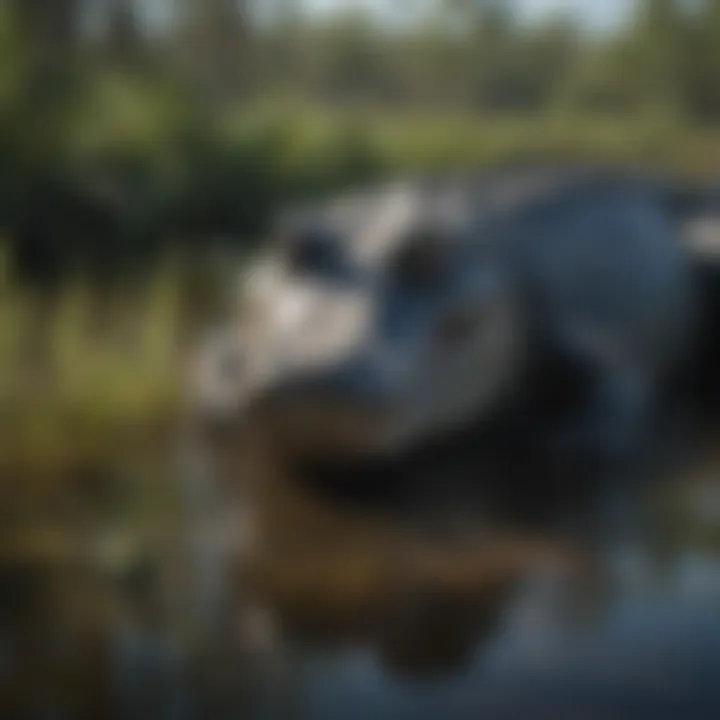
[3,0,720,279]
[9,0,720,120]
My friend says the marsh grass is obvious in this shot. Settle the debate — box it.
[0,250,193,483]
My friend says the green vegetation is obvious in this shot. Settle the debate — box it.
[5,109,720,517]
[1,0,720,512]
[0,252,183,477]
[3,1,720,277]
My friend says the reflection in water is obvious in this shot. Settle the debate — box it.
[3,413,720,718]
[213,414,720,719]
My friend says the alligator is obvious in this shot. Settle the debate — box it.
[191,163,720,501]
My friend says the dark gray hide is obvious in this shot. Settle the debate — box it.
[193,165,699,484]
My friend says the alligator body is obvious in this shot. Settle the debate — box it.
[192,164,719,489]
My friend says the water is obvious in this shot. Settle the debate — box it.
[270,553,720,719]
[208,427,720,720]
[4,418,720,719]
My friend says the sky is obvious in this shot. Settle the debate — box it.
[139,0,635,34]
[304,0,633,30]
[517,0,631,28]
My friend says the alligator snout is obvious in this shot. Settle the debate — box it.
[192,288,409,459]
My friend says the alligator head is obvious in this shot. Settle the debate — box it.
[192,179,525,462]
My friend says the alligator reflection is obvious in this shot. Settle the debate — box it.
[3,414,720,719]
[221,397,720,719]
